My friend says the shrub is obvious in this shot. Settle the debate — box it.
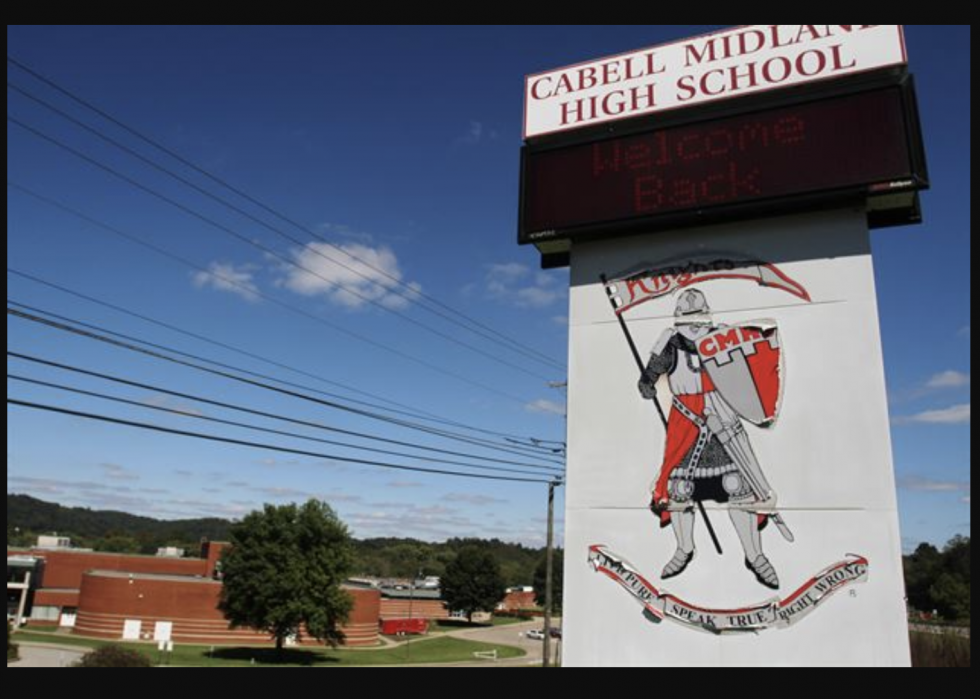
[73,645,153,668]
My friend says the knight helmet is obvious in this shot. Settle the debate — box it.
[674,289,711,319]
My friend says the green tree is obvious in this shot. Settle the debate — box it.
[904,543,943,613]
[218,500,355,654]
[441,546,505,623]
[942,536,971,585]
[904,536,971,622]
[93,534,142,555]
[929,573,971,621]
[534,549,564,613]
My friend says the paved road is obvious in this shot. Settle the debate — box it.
[418,619,562,668]
[8,643,86,668]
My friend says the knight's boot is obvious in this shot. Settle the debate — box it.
[662,508,696,580]
[662,548,695,580]
[745,555,780,590]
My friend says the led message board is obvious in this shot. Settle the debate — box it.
[520,84,927,249]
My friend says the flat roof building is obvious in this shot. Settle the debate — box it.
[7,540,380,647]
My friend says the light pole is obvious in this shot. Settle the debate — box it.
[542,380,567,668]
[542,479,561,668]
[406,577,415,664]
[406,557,423,664]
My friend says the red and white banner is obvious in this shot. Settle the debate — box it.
[589,545,870,635]
[525,25,907,139]
[604,258,811,315]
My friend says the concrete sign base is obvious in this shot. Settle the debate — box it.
[562,209,911,667]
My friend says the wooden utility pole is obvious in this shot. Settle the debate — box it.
[542,480,557,668]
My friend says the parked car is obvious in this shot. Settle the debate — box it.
[526,629,546,641]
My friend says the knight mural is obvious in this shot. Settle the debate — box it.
[590,258,871,637]
[639,288,791,590]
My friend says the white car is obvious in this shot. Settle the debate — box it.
[526,630,546,641]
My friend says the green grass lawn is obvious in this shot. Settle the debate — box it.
[14,631,525,667]
[431,616,535,633]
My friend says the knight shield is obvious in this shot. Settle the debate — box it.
[697,324,782,427]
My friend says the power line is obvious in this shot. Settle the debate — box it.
[6,353,563,474]
[5,62,566,373]
[8,262,457,431]
[6,303,564,463]
[7,77,564,375]
[7,114,558,394]
[7,54,564,370]
[2,103,556,385]
[7,398,553,485]
[7,258,560,451]
[7,294,561,462]
[7,306,566,465]
[7,373,560,479]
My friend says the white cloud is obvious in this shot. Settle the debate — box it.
[250,486,318,501]
[963,496,972,505]
[458,120,484,145]
[488,262,530,282]
[100,463,140,482]
[960,326,971,340]
[895,404,971,425]
[343,505,551,547]
[442,493,506,507]
[345,507,476,542]
[898,476,970,493]
[7,477,172,516]
[525,399,566,416]
[248,486,362,504]
[162,498,255,520]
[456,120,499,146]
[277,242,421,312]
[316,222,374,245]
[515,286,565,309]
[926,371,971,390]
[192,262,261,302]
[486,263,567,309]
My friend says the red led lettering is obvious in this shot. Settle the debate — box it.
[635,175,664,213]
[523,89,913,237]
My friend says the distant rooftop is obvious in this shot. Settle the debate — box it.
[36,535,73,550]
[87,570,218,585]
[6,555,42,569]
[86,570,372,592]
[379,587,443,601]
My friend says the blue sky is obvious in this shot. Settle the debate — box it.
[6,25,970,551]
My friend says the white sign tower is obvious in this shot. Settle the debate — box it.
[520,25,927,667]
